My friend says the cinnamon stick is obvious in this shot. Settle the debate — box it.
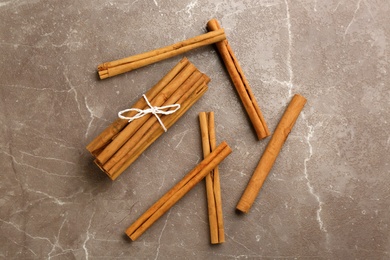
[98,29,226,79]
[86,57,189,156]
[125,141,232,241]
[199,112,225,244]
[207,19,270,140]
[208,112,225,243]
[236,94,307,213]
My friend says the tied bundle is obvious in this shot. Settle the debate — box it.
[87,58,210,180]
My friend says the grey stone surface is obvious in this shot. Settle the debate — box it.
[1,0,389,259]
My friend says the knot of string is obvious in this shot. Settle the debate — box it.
[118,94,180,132]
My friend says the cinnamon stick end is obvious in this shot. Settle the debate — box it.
[180,56,189,64]
[94,159,115,180]
[97,64,105,71]
[125,230,135,241]
[293,93,307,105]
[201,74,211,85]
[260,133,271,139]
[211,237,225,244]
[98,70,109,80]
[207,19,221,31]
[236,203,250,214]
[257,130,271,140]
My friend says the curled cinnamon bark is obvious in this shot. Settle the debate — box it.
[207,19,270,140]
[236,94,307,213]
[98,29,226,79]
[199,112,225,244]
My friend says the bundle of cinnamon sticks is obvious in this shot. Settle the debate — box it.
[87,58,210,180]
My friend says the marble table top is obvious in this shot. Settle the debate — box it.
[1,0,389,259]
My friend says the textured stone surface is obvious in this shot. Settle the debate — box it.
[1,0,390,259]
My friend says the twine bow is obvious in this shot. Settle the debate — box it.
[118,94,180,132]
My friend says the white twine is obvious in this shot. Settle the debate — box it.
[118,94,180,132]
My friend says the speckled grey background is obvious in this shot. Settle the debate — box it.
[1,0,389,259]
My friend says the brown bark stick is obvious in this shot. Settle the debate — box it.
[199,112,225,244]
[207,19,270,140]
[98,29,226,79]
[236,94,307,213]
[199,112,219,244]
[208,112,225,243]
